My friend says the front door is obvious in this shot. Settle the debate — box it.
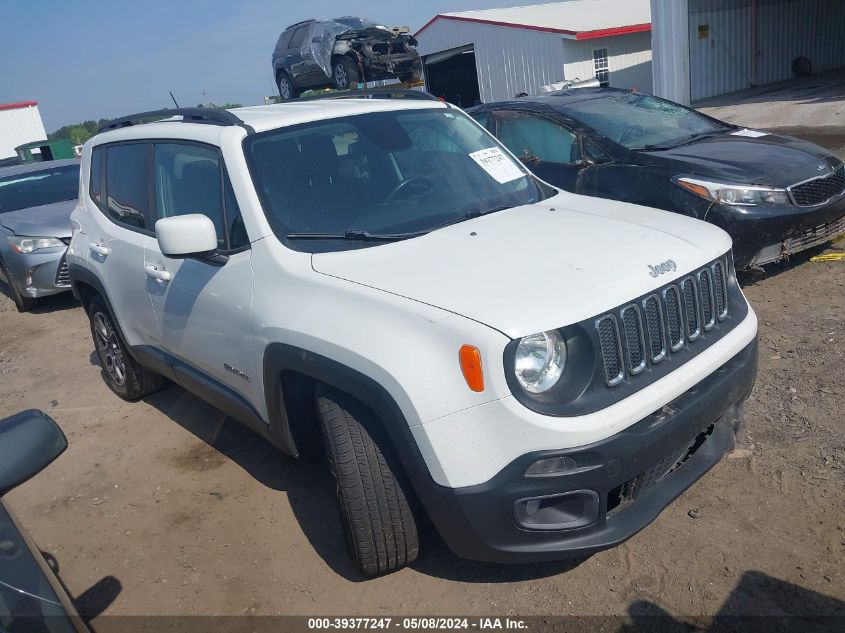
[144,142,261,411]
[492,110,583,191]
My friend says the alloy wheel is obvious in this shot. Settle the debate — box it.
[93,311,126,387]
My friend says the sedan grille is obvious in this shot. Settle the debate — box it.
[55,256,71,287]
[788,166,845,207]
[596,255,731,386]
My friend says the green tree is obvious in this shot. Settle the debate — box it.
[68,126,92,145]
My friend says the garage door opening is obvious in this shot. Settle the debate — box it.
[424,45,481,108]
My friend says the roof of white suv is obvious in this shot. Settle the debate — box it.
[230,99,448,133]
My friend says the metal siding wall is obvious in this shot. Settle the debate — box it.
[0,106,48,159]
[689,0,753,102]
[416,21,565,102]
[563,31,654,92]
[756,0,845,85]
[651,0,691,104]
[688,0,845,102]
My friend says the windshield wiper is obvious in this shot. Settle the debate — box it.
[286,229,422,241]
[639,130,725,151]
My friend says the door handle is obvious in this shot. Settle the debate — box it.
[90,243,110,256]
[144,265,172,282]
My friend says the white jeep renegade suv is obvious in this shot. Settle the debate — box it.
[68,93,758,576]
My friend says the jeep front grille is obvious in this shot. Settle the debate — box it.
[788,166,845,207]
[597,255,731,386]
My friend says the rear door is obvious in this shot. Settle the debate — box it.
[286,24,321,86]
[144,141,260,409]
[492,110,583,191]
[86,142,160,347]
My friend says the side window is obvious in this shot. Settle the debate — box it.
[224,175,248,250]
[105,144,148,229]
[470,111,490,129]
[153,143,247,252]
[276,29,294,51]
[289,25,308,49]
[90,147,104,207]
[495,112,578,165]
[583,139,612,164]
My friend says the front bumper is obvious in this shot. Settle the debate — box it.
[708,196,845,269]
[0,247,70,298]
[419,339,757,563]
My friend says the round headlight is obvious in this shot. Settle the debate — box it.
[514,330,566,394]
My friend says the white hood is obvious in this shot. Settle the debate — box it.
[312,193,733,338]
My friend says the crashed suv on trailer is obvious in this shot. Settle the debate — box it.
[272,17,422,99]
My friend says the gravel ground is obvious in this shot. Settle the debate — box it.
[1,148,844,630]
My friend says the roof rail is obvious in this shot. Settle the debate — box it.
[290,88,440,103]
[98,108,253,134]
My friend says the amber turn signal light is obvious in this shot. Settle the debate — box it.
[459,345,484,392]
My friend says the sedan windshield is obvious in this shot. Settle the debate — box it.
[0,165,79,213]
[245,108,546,251]
[563,93,729,150]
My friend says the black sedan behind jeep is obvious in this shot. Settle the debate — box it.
[468,89,845,270]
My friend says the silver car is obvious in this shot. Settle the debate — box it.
[0,159,79,312]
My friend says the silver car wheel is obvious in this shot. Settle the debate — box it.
[93,311,126,387]
[334,63,348,88]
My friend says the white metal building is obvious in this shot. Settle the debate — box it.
[414,0,653,107]
[0,101,48,160]
[651,0,845,105]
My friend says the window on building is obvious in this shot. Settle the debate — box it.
[593,48,610,87]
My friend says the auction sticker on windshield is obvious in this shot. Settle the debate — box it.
[469,147,524,184]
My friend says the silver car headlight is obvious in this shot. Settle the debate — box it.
[7,236,65,254]
[675,176,791,207]
[514,330,567,394]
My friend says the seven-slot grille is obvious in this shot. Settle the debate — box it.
[788,166,845,207]
[596,256,730,387]
[55,256,71,287]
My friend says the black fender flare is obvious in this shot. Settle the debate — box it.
[262,343,439,490]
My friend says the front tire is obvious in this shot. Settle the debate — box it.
[0,256,36,312]
[88,295,163,400]
[316,386,419,576]
[332,57,360,90]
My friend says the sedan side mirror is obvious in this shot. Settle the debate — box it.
[0,410,67,497]
[575,157,596,170]
[155,215,219,259]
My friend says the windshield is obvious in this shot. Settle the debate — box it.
[245,108,546,251]
[333,17,379,30]
[563,93,729,150]
[0,165,79,213]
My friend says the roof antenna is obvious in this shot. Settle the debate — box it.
[169,91,180,108]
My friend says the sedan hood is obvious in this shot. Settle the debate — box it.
[0,200,74,238]
[656,131,840,186]
[312,193,732,338]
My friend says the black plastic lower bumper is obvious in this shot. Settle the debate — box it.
[419,339,758,563]
[709,197,845,270]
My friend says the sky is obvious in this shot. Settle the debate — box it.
[1,0,559,132]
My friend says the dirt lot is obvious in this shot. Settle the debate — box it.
[2,158,844,629]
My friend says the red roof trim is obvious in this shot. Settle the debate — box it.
[415,14,650,38]
[575,23,651,39]
[0,101,38,112]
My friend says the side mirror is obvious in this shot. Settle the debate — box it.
[155,214,219,259]
[575,157,596,170]
[0,410,67,497]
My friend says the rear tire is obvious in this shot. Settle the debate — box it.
[277,73,298,100]
[316,386,419,576]
[332,57,360,90]
[88,295,163,401]
[0,256,36,312]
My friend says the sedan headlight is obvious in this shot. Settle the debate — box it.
[7,236,65,254]
[514,330,566,394]
[675,176,791,207]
